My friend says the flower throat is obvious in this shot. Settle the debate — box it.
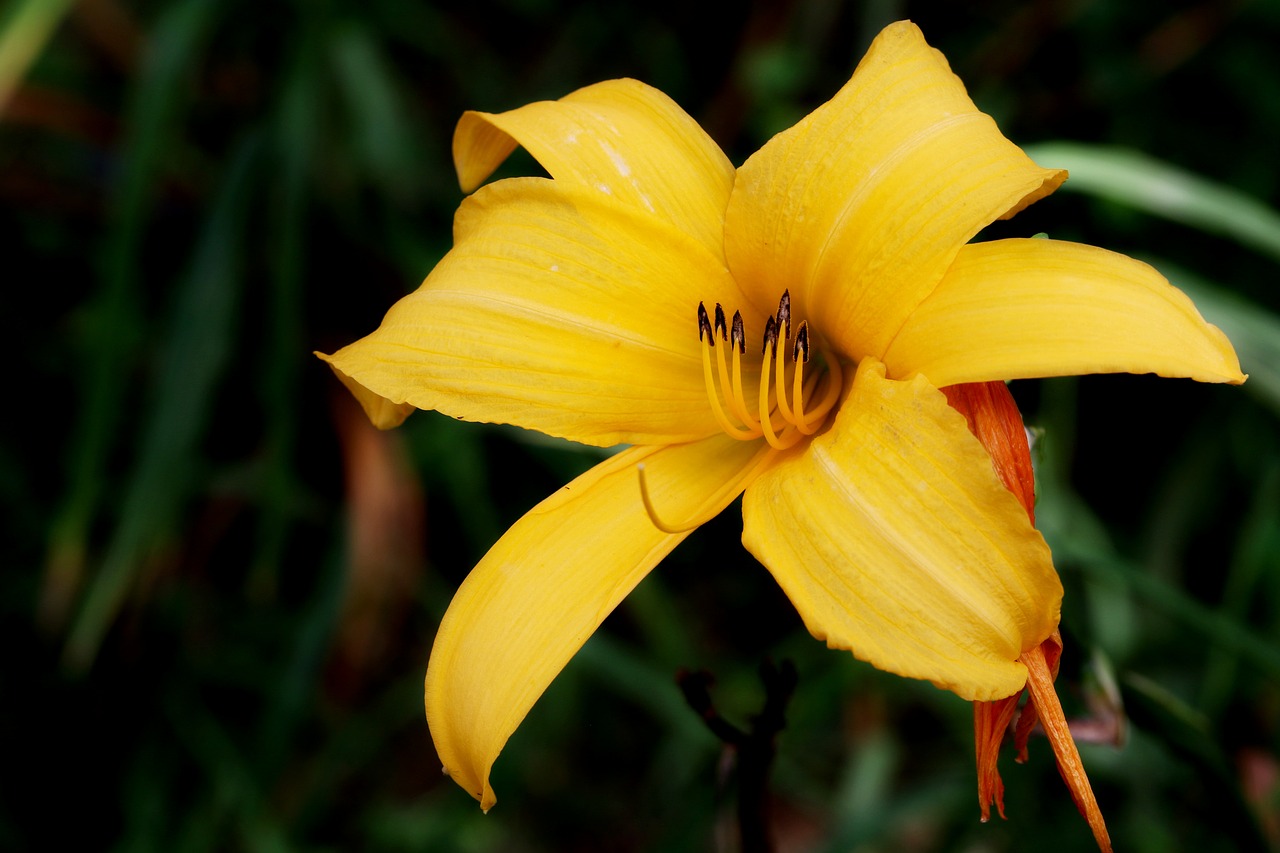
[698,290,843,450]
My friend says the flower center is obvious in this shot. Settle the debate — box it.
[637,290,845,535]
[697,289,843,450]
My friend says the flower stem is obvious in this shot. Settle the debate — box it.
[677,659,797,853]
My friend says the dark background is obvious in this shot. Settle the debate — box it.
[4,1,1280,850]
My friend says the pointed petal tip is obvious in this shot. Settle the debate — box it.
[452,78,734,253]
[441,761,496,812]
[887,238,1252,389]
[453,109,517,194]
[316,350,415,430]
[725,21,1076,362]
[999,167,1069,220]
[426,439,766,818]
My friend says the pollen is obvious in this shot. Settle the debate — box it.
[698,290,843,451]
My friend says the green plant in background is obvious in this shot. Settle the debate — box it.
[5,3,1280,852]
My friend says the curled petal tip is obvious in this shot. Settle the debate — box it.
[317,352,415,430]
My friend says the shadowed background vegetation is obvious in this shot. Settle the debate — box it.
[5,1,1280,850]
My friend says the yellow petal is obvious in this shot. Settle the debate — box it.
[883,238,1247,386]
[741,358,1062,701]
[426,435,774,811]
[326,361,414,429]
[454,78,735,257]
[724,20,1064,360]
[321,177,754,447]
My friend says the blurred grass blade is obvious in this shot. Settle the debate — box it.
[1123,674,1270,853]
[62,134,261,671]
[42,0,218,634]
[1162,264,1280,418]
[328,21,419,202]
[255,541,348,781]
[1199,462,1280,716]
[0,0,76,115]
[247,33,320,601]
[1024,143,1280,264]
[1058,541,1280,681]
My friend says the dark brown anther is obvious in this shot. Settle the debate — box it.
[731,311,746,354]
[714,303,728,342]
[776,289,792,341]
[793,321,810,363]
[762,315,779,356]
[698,302,713,344]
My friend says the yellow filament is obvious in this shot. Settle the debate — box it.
[757,345,806,450]
[794,348,843,434]
[790,354,806,426]
[773,340,794,423]
[699,302,842,449]
[713,335,744,424]
[731,344,760,430]
[758,344,782,447]
[702,341,760,440]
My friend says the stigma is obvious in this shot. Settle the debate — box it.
[697,290,843,450]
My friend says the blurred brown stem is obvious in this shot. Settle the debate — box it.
[678,659,797,853]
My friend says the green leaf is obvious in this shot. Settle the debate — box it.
[1024,143,1280,264]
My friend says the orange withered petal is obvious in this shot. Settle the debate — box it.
[974,692,1020,821]
[946,382,1110,851]
[941,382,1036,524]
[1023,639,1113,853]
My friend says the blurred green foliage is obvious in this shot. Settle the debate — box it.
[5,1,1280,851]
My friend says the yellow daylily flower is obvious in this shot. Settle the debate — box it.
[319,19,1244,848]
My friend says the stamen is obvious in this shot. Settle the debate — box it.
[729,312,760,430]
[698,294,839,448]
[711,304,759,426]
[792,322,809,364]
[714,325,738,420]
[697,303,714,344]
[790,343,806,423]
[758,341,784,447]
[787,322,810,427]
[701,324,760,440]
[761,315,778,356]
[715,311,753,426]
[794,346,843,434]
[774,324,795,423]
[757,338,806,450]
[730,311,746,354]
